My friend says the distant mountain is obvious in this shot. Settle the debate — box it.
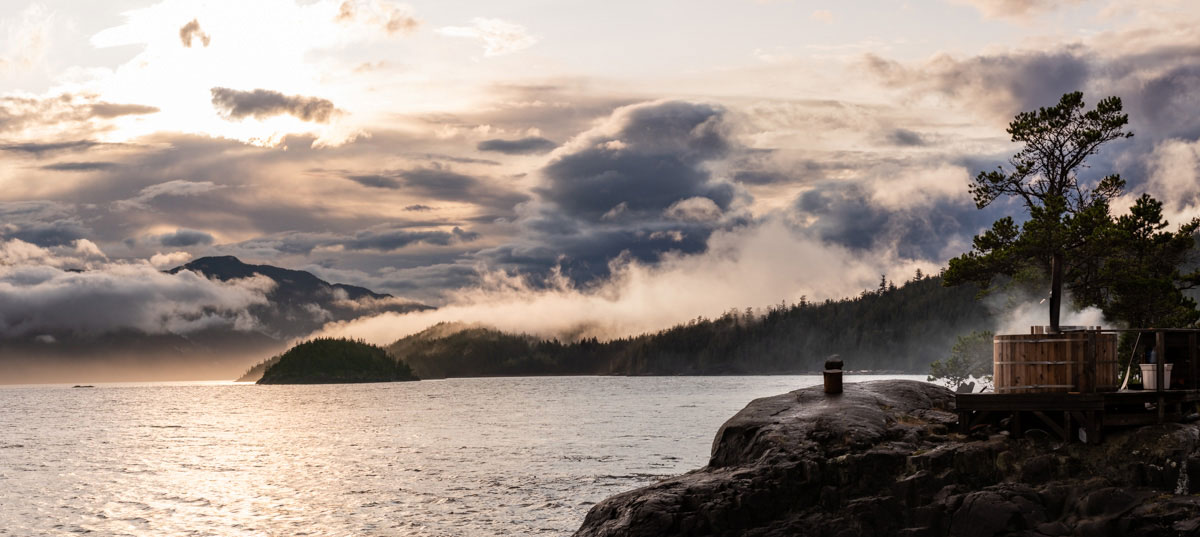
[0,256,431,383]
[169,256,432,340]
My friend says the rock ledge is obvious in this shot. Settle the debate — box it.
[574,380,1200,537]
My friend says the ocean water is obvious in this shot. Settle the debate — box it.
[0,375,926,536]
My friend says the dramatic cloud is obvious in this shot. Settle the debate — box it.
[2,0,1197,352]
[0,239,273,337]
[477,136,557,155]
[210,88,337,123]
[0,201,89,247]
[152,228,215,247]
[179,19,211,48]
[459,100,751,285]
[538,100,735,222]
[437,18,538,56]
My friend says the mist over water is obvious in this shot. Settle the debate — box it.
[0,375,923,536]
[316,219,936,346]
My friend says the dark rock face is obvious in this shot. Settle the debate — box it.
[574,380,1200,536]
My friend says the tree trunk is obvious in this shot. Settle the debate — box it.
[1049,251,1063,332]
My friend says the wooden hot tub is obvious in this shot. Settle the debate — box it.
[994,331,1119,394]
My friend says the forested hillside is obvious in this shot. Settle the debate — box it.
[387,274,994,378]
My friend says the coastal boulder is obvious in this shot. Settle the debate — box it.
[574,380,1200,536]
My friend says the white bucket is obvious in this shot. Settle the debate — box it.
[1140,363,1174,390]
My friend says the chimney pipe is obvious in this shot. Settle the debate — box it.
[824,355,843,395]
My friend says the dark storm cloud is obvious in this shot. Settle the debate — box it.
[154,229,215,247]
[1128,64,1200,140]
[4,220,89,247]
[340,166,530,210]
[404,204,432,211]
[179,19,211,48]
[477,224,714,284]
[210,87,336,123]
[0,202,90,247]
[400,168,531,209]
[227,225,481,257]
[794,181,1005,259]
[89,103,159,118]
[477,136,557,155]
[40,161,116,172]
[471,100,749,284]
[412,153,500,166]
[537,101,735,222]
[347,174,401,189]
[887,128,926,146]
[368,263,483,300]
[0,140,98,155]
[344,226,478,251]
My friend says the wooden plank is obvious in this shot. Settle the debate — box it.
[1084,330,1096,393]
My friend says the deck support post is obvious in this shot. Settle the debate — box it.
[1157,330,1167,393]
[1190,333,1197,393]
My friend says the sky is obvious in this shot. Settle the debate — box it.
[2,0,1200,347]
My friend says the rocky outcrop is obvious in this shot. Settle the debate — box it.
[574,380,1200,536]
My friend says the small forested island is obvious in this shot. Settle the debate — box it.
[256,338,419,384]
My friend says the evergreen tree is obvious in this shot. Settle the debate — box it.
[945,92,1131,331]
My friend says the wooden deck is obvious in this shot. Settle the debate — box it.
[954,327,1200,444]
[956,389,1200,444]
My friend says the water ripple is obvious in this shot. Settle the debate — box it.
[0,375,919,535]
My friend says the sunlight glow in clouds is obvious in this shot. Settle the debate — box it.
[81,0,420,145]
